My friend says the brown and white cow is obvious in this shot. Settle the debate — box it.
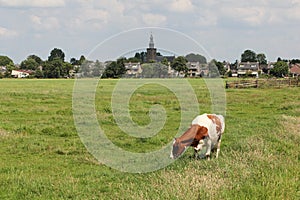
[170,113,225,159]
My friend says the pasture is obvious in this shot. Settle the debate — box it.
[0,79,299,199]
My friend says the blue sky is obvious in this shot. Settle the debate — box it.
[0,0,299,63]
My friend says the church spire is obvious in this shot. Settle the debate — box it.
[149,33,154,48]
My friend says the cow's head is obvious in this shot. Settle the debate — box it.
[170,138,187,159]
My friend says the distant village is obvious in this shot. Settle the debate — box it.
[1,34,300,79]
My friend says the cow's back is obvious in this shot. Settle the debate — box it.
[191,114,223,147]
[191,114,212,130]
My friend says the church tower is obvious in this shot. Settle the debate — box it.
[146,33,157,62]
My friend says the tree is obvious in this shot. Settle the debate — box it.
[257,53,267,65]
[140,52,147,63]
[79,55,86,64]
[20,58,39,70]
[230,60,238,70]
[290,59,300,64]
[63,62,73,77]
[270,61,289,77]
[43,58,62,78]
[70,58,77,65]
[43,58,73,78]
[185,53,207,64]
[0,55,14,66]
[241,49,257,62]
[161,57,169,66]
[70,55,86,66]
[134,52,141,60]
[4,62,15,78]
[102,57,126,78]
[127,57,141,63]
[35,69,44,78]
[171,56,188,73]
[214,60,226,76]
[208,60,224,77]
[102,61,117,78]
[20,55,43,70]
[79,60,94,77]
[133,51,147,63]
[28,55,43,65]
[48,48,65,62]
[91,60,105,77]
[141,63,168,78]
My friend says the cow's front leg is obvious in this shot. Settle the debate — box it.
[194,149,199,159]
[194,140,205,159]
[205,139,212,160]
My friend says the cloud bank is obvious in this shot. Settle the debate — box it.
[0,0,299,62]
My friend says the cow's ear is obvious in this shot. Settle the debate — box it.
[197,126,208,137]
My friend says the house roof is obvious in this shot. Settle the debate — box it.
[290,64,300,74]
[238,62,259,70]
[13,69,34,74]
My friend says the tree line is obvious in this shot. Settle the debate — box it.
[0,48,299,79]
[0,48,85,78]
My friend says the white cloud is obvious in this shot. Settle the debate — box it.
[220,6,267,26]
[169,0,194,12]
[30,15,60,30]
[68,8,109,30]
[142,14,167,26]
[0,0,65,7]
[196,10,218,26]
[0,26,18,38]
[285,2,300,20]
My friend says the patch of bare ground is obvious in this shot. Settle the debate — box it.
[281,115,300,139]
[0,129,8,137]
[141,162,230,199]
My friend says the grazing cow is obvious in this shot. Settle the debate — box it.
[170,113,225,159]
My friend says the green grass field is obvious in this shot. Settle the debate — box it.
[0,79,299,199]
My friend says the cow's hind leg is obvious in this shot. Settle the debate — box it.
[216,137,222,159]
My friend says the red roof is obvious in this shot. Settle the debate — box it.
[15,70,34,74]
[290,65,300,74]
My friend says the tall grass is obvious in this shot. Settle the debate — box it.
[0,79,299,199]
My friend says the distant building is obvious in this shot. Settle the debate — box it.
[290,63,300,77]
[146,34,157,62]
[237,62,260,77]
[186,62,208,77]
[0,66,6,75]
[124,62,142,78]
[145,33,175,64]
[11,70,32,78]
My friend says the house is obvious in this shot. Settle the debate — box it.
[290,64,300,77]
[125,62,142,77]
[237,62,260,77]
[187,62,200,77]
[11,70,32,78]
[0,66,6,74]
[186,62,208,77]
